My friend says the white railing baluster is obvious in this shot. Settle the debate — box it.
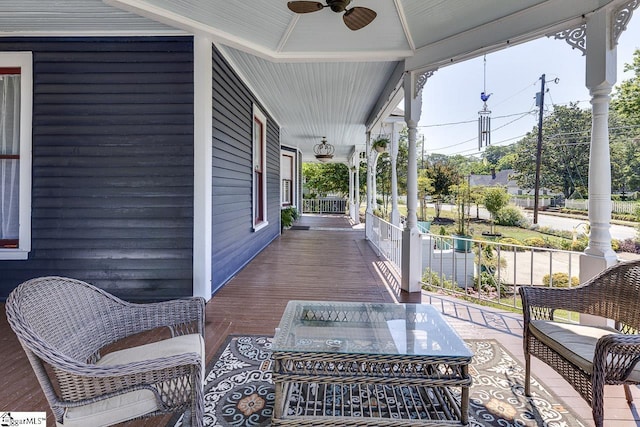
[417,231,583,322]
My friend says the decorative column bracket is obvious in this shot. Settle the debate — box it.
[550,24,587,55]
[612,0,640,48]
[414,68,437,99]
[550,1,640,54]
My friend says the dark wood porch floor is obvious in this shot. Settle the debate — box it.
[1,214,639,426]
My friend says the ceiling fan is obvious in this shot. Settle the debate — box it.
[287,0,377,31]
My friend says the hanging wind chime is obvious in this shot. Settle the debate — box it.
[478,55,492,150]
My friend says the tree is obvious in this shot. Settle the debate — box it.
[418,170,434,220]
[483,187,510,233]
[512,103,591,198]
[482,145,516,170]
[469,185,486,219]
[302,163,350,197]
[425,161,459,219]
[611,49,640,193]
[612,49,640,123]
[375,130,409,214]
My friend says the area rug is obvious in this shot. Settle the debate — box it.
[168,335,586,427]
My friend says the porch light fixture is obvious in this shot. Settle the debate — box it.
[314,136,334,162]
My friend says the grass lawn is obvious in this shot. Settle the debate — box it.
[394,204,573,247]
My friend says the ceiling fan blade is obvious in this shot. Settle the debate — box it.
[287,1,325,14]
[343,6,376,30]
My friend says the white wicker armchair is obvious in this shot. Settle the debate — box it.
[5,276,205,427]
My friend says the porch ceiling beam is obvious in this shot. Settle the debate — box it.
[365,61,405,132]
[404,0,616,73]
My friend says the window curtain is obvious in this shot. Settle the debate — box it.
[0,74,20,240]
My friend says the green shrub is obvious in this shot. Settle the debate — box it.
[523,237,547,248]
[542,272,579,288]
[421,268,457,291]
[474,243,507,272]
[498,237,525,251]
[495,205,528,227]
[611,238,620,252]
[474,272,507,297]
[571,238,588,252]
[280,207,299,228]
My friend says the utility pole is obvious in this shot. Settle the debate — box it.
[533,74,545,225]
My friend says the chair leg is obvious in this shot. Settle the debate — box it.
[592,383,605,427]
[624,384,634,405]
[524,352,531,396]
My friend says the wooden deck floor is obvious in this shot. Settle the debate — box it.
[1,214,639,426]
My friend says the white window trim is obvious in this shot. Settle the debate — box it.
[252,105,268,231]
[0,52,32,260]
[280,149,296,208]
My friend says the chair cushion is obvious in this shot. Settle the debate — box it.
[97,333,205,370]
[58,389,159,427]
[529,320,640,381]
[59,334,204,427]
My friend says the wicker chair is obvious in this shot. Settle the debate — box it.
[519,259,640,427]
[5,276,206,427]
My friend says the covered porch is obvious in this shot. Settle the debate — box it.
[2,214,639,426]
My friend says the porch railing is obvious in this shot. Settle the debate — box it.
[421,233,582,322]
[302,198,347,214]
[366,212,403,273]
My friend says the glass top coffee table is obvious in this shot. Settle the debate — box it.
[271,300,473,426]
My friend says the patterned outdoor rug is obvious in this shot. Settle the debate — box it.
[169,335,586,427]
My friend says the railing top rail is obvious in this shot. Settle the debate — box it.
[422,231,578,256]
[367,212,403,233]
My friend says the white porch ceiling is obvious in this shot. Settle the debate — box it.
[0,0,625,162]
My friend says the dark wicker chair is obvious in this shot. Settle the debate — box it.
[519,259,640,427]
[5,276,205,427]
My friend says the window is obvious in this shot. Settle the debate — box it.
[281,152,294,206]
[252,105,268,230]
[0,53,32,260]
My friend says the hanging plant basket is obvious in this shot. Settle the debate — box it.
[372,137,389,153]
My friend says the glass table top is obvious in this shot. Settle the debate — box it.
[273,300,473,358]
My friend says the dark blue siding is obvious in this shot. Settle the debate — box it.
[211,47,280,292]
[0,37,194,301]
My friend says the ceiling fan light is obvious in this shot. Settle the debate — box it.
[314,136,335,162]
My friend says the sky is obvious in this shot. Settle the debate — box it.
[418,15,640,157]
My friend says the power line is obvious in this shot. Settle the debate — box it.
[417,110,535,128]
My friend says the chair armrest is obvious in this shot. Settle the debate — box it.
[119,297,206,338]
[54,352,203,404]
[594,334,640,383]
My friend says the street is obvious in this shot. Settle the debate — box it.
[433,204,637,241]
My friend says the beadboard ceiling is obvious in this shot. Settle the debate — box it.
[0,0,622,161]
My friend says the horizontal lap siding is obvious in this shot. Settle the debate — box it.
[211,47,280,292]
[0,37,194,301]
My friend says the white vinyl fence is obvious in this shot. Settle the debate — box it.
[565,199,639,214]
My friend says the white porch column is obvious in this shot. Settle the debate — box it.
[389,122,401,227]
[193,35,213,300]
[401,71,424,293]
[354,152,361,224]
[371,152,379,211]
[348,162,355,220]
[580,8,619,283]
[365,132,373,239]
